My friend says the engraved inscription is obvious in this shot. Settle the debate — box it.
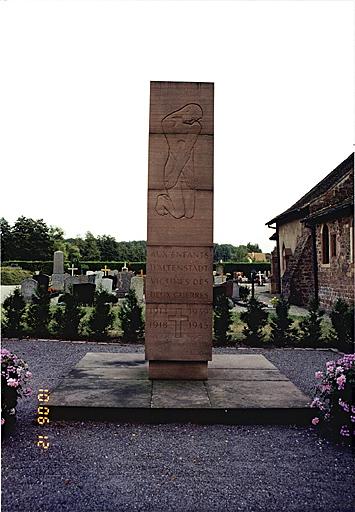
[145,303,212,361]
[145,246,213,304]
[155,104,203,219]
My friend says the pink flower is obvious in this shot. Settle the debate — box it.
[321,384,331,393]
[339,399,350,413]
[7,378,19,388]
[25,371,32,379]
[315,371,323,379]
[336,374,346,390]
[1,418,5,426]
[312,417,320,426]
[340,425,350,437]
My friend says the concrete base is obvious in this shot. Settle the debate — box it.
[49,353,312,425]
[149,361,208,380]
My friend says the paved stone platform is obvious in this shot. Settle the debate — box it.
[49,353,312,424]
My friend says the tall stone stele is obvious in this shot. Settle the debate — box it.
[146,81,214,380]
[51,250,65,291]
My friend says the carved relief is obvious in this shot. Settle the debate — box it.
[155,104,203,219]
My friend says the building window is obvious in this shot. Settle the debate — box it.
[330,234,337,257]
[322,224,329,264]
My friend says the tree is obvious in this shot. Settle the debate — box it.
[118,288,145,342]
[78,232,100,260]
[97,235,119,260]
[2,289,26,338]
[66,242,81,263]
[330,299,354,352]
[269,296,297,346]
[87,290,115,340]
[240,298,268,345]
[247,243,262,253]
[25,287,51,338]
[299,298,325,347]
[49,226,66,253]
[0,218,12,261]
[232,245,249,262]
[11,216,52,260]
[213,293,233,344]
[52,293,85,339]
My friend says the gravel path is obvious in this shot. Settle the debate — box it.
[1,340,354,512]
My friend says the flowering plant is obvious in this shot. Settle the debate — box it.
[311,353,355,441]
[1,348,32,426]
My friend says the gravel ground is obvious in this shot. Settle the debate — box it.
[1,340,354,512]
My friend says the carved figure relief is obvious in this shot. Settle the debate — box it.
[155,103,203,219]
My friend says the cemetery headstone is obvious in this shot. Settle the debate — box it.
[73,283,96,305]
[52,250,65,291]
[146,81,214,380]
[101,278,113,293]
[130,276,144,302]
[64,275,80,292]
[53,251,64,274]
[21,278,38,302]
[33,273,50,290]
[116,271,134,298]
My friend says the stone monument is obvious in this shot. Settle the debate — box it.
[146,81,214,380]
[51,250,65,291]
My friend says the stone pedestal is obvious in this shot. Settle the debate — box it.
[146,81,214,380]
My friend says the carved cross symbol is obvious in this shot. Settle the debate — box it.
[168,310,188,338]
[68,264,78,276]
[101,265,111,276]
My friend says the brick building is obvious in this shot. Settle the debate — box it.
[266,153,354,312]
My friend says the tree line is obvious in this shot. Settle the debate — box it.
[0,216,263,263]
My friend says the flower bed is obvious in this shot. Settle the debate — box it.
[1,348,32,429]
[311,353,355,442]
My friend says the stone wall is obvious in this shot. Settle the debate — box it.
[281,229,314,306]
[316,216,354,311]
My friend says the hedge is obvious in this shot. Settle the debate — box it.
[2,260,270,277]
[1,267,32,285]
[2,261,147,275]
[216,262,271,277]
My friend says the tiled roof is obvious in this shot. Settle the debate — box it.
[266,153,354,225]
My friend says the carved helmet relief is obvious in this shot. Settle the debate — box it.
[155,103,203,219]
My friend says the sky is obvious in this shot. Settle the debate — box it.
[0,0,353,253]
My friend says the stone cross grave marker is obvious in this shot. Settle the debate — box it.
[101,265,111,276]
[68,264,78,276]
[145,81,214,380]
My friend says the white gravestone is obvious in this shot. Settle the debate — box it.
[21,278,38,302]
[130,276,144,302]
[101,278,113,293]
[232,281,240,301]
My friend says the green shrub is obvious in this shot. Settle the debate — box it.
[240,298,269,346]
[213,293,233,344]
[52,293,85,339]
[330,299,354,353]
[25,287,51,338]
[269,296,297,347]
[87,290,115,340]
[238,285,250,302]
[1,267,32,285]
[2,289,26,337]
[299,298,325,347]
[118,289,145,342]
